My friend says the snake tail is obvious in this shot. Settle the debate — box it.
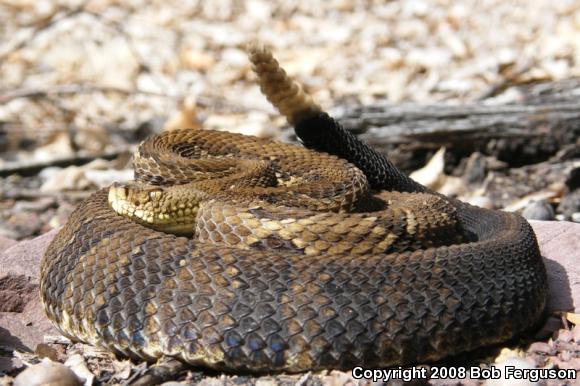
[247,41,322,125]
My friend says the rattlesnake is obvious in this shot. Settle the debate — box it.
[40,43,547,372]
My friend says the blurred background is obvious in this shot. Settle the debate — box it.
[1,0,579,242]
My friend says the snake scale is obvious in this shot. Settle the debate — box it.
[40,43,548,372]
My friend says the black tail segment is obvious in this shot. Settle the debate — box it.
[294,112,426,193]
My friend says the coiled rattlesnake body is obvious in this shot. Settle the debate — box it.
[40,44,547,372]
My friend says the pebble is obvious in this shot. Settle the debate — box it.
[34,343,60,361]
[557,189,580,220]
[559,350,573,361]
[565,166,580,191]
[553,357,580,370]
[554,328,574,343]
[522,200,555,221]
[484,357,539,386]
[12,197,56,212]
[463,152,487,184]
[13,361,83,386]
[40,166,90,192]
[3,211,42,239]
[527,341,556,356]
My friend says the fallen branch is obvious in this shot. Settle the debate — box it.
[0,84,171,105]
[0,151,127,178]
[333,79,580,171]
[126,359,188,386]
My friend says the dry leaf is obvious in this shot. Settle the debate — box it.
[565,312,580,326]
[409,147,447,190]
[163,97,202,131]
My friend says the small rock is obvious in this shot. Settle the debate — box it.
[255,378,277,386]
[3,212,43,239]
[40,166,90,192]
[463,152,487,184]
[32,133,75,164]
[558,350,573,361]
[13,361,83,386]
[12,198,56,213]
[179,49,215,72]
[554,342,575,352]
[47,202,75,230]
[0,229,61,351]
[35,343,59,361]
[527,342,556,356]
[554,328,574,343]
[64,353,94,386]
[551,357,580,370]
[0,229,59,281]
[485,357,539,386]
[557,190,580,220]
[565,166,580,191]
[524,353,546,368]
[522,200,555,221]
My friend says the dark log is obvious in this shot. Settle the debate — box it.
[330,79,580,172]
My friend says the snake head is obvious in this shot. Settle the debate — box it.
[108,182,163,222]
[108,182,201,236]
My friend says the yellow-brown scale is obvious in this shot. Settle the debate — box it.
[194,191,460,255]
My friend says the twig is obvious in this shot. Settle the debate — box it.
[475,60,534,101]
[0,83,246,112]
[125,359,188,386]
[0,84,172,104]
[0,189,94,201]
[43,335,72,345]
[0,150,128,177]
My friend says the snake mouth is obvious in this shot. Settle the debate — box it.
[108,183,198,235]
